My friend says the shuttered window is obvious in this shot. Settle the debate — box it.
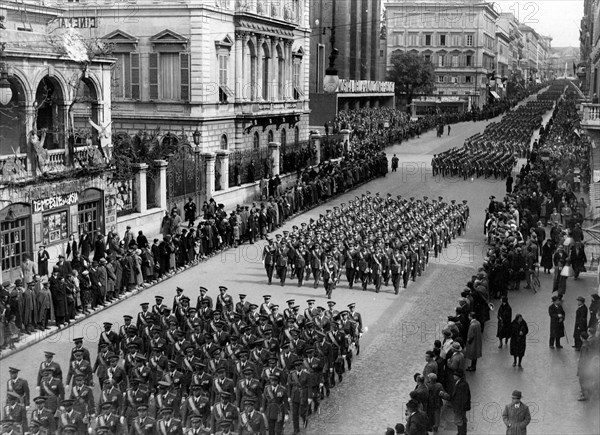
[131,53,140,100]
[149,52,159,100]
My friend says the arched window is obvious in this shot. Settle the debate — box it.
[262,42,270,100]
[253,131,260,149]
[294,126,300,145]
[281,128,286,146]
[267,130,274,143]
[220,134,228,150]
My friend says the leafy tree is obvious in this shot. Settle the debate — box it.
[386,50,435,105]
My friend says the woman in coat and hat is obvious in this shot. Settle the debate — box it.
[510,314,529,368]
[497,296,513,348]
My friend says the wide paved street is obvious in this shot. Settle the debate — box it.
[2,110,598,435]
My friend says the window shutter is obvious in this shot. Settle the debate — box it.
[130,53,140,100]
[180,52,190,102]
[149,52,159,100]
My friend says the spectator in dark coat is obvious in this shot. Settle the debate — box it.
[37,244,50,277]
[548,296,565,348]
[79,232,93,261]
[151,239,161,278]
[50,272,68,326]
[88,261,103,309]
[136,231,149,250]
[573,297,588,351]
[440,369,471,435]
[56,255,73,280]
[404,399,428,435]
[65,234,78,261]
[509,314,528,368]
[497,296,512,348]
[93,234,106,262]
[570,242,587,280]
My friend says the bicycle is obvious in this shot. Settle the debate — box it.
[530,263,540,293]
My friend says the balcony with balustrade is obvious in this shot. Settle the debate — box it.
[580,103,600,130]
[0,146,104,186]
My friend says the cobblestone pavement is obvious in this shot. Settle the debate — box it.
[2,110,598,434]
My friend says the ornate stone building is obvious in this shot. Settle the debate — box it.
[0,1,115,281]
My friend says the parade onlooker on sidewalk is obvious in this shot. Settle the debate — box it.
[510,314,528,368]
[570,241,587,280]
[465,312,482,372]
[440,369,471,435]
[577,330,600,401]
[425,373,446,433]
[404,399,428,435]
[548,296,566,349]
[20,254,37,286]
[497,297,512,348]
[160,211,171,238]
[502,390,531,435]
[184,197,196,228]
[37,244,50,277]
[573,296,588,351]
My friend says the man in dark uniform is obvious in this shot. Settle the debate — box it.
[3,392,27,432]
[238,397,265,434]
[30,396,56,434]
[70,337,91,363]
[6,367,30,408]
[263,239,276,285]
[262,373,288,435]
[130,404,155,435]
[288,359,309,433]
[37,351,63,387]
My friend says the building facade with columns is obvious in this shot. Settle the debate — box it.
[62,0,311,215]
[0,1,116,282]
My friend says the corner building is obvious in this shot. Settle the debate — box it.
[385,0,499,112]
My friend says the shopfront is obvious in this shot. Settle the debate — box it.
[31,188,106,254]
[0,203,33,282]
[0,177,114,283]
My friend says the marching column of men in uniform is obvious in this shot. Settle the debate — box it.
[261,192,469,297]
[2,287,366,435]
[432,99,555,181]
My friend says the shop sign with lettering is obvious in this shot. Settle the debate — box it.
[337,80,395,94]
[58,17,97,28]
[33,192,79,213]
